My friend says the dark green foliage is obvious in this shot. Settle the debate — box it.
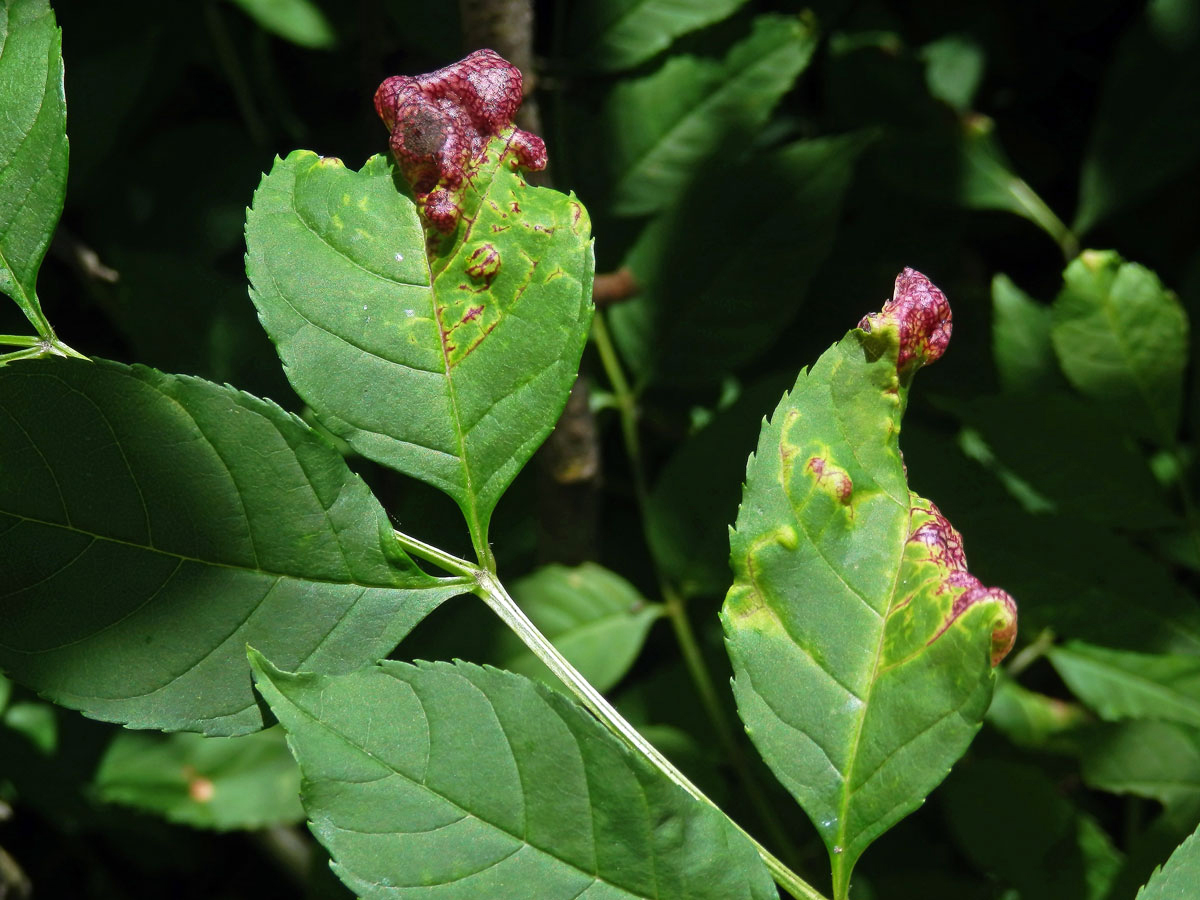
[3,1,1200,898]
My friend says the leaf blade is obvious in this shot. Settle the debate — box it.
[245,150,594,555]
[568,0,752,71]
[0,358,462,734]
[250,654,778,900]
[722,272,1015,897]
[0,0,69,335]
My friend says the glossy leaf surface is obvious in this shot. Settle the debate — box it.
[722,273,1015,898]
[246,149,593,557]
[602,14,816,217]
[0,358,461,734]
[567,0,750,71]
[610,133,869,386]
[95,727,303,830]
[1051,250,1187,442]
[0,0,68,334]
[494,563,662,693]
[250,654,777,900]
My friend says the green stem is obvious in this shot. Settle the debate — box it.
[1005,627,1055,678]
[393,529,477,578]
[590,311,643,496]
[0,334,40,347]
[474,570,828,900]
[1006,176,1079,261]
[203,1,270,148]
[591,312,808,879]
[0,347,46,366]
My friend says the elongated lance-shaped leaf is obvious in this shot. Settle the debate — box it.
[566,0,751,72]
[0,0,68,336]
[0,358,463,735]
[249,653,778,900]
[246,147,593,562]
[723,269,1017,900]
[1049,642,1200,729]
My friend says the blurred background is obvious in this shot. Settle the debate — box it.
[2,0,1199,897]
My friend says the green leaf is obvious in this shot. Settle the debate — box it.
[1049,642,1200,728]
[3,699,56,754]
[957,116,1075,254]
[1051,250,1188,443]
[245,150,594,561]
[249,653,778,900]
[610,133,870,386]
[920,34,984,112]
[646,375,794,597]
[991,273,1061,394]
[95,726,304,830]
[722,278,1015,899]
[493,563,663,693]
[603,14,817,217]
[226,0,336,49]
[0,0,68,336]
[946,394,1173,531]
[985,673,1090,752]
[1082,720,1200,810]
[1074,0,1200,234]
[943,759,1122,900]
[567,0,751,71]
[0,358,462,734]
[1137,821,1200,900]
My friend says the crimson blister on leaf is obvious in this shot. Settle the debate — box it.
[910,498,1019,665]
[859,267,952,369]
[374,49,547,233]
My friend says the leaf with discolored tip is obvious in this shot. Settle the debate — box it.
[249,653,778,900]
[0,358,463,734]
[0,0,69,337]
[722,269,1017,900]
[245,147,594,561]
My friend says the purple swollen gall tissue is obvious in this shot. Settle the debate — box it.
[859,267,952,370]
[374,49,548,233]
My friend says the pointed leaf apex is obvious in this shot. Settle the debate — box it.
[859,267,952,369]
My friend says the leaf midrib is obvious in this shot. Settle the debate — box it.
[279,668,665,899]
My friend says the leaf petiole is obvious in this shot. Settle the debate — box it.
[472,568,829,900]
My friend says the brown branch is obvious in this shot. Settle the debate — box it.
[593,267,639,309]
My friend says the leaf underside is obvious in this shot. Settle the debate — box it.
[0,358,461,734]
[245,147,594,554]
[251,654,777,900]
[723,324,1009,897]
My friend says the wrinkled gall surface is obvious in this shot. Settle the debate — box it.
[858,266,953,369]
[375,49,548,233]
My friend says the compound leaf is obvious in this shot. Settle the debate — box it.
[245,150,593,560]
[0,0,68,335]
[250,654,777,900]
[0,358,462,734]
[722,271,1016,899]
